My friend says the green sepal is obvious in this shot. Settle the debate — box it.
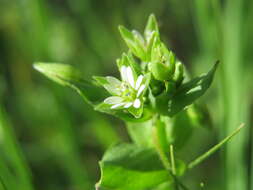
[93,76,121,96]
[149,62,173,81]
[118,25,146,60]
[149,78,165,96]
[93,76,109,86]
[144,14,159,39]
[128,104,144,119]
[94,102,153,123]
[149,43,175,81]
[116,53,140,78]
[145,31,158,62]
[127,52,142,75]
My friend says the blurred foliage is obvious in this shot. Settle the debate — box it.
[0,0,252,190]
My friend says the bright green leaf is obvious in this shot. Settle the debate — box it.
[167,62,219,116]
[126,120,153,147]
[33,63,109,105]
[96,143,172,190]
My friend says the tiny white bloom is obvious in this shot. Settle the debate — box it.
[103,66,147,111]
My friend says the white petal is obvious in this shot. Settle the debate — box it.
[124,102,133,108]
[126,67,135,88]
[111,103,125,109]
[104,96,123,104]
[106,76,121,87]
[121,66,128,82]
[137,84,146,97]
[133,99,141,108]
[135,75,143,90]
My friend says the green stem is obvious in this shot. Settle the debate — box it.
[170,145,179,190]
[152,116,190,190]
[170,145,176,175]
[152,115,171,170]
[188,124,244,169]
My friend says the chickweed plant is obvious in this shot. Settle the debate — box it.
[34,14,243,190]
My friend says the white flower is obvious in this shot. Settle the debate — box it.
[103,66,147,110]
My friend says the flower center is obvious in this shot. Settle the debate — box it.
[120,82,137,101]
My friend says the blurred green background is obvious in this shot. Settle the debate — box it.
[0,0,252,190]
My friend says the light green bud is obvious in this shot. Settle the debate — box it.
[149,43,176,81]
[173,61,184,86]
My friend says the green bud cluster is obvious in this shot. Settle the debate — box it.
[34,14,218,120]
[119,14,184,97]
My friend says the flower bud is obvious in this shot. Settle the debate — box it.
[173,61,184,86]
[149,43,175,81]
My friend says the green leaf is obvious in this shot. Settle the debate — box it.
[167,62,219,117]
[33,63,109,105]
[96,143,172,190]
[126,120,153,147]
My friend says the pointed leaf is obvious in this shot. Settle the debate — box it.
[126,120,153,147]
[33,63,109,105]
[167,62,219,116]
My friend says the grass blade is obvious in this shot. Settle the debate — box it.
[0,107,34,190]
[188,124,244,169]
